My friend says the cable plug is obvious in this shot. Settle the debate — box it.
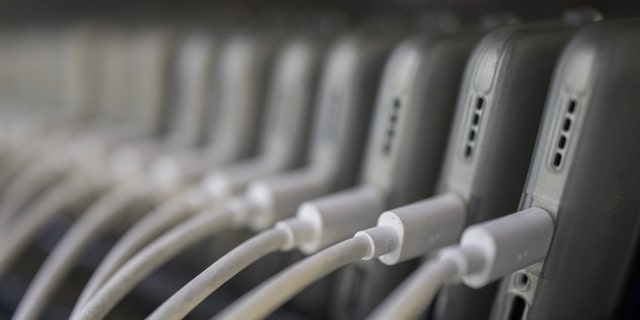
[456,207,554,287]
[366,207,554,320]
[275,184,385,253]
[355,192,467,264]
[244,168,329,231]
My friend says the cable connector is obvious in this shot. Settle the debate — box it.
[367,207,555,320]
[355,192,467,265]
[458,207,554,287]
[201,158,273,201]
[277,184,384,253]
[244,168,329,231]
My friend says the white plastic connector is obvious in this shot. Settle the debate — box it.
[201,159,273,202]
[108,144,153,181]
[148,150,226,192]
[366,207,555,320]
[358,192,467,265]
[147,155,189,191]
[245,168,329,231]
[144,184,385,320]
[274,218,315,251]
[224,197,256,228]
[355,225,398,260]
[290,184,385,254]
[460,207,554,288]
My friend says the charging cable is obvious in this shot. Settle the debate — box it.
[367,207,554,320]
[70,156,291,317]
[4,156,188,318]
[11,179,155,320]
[69,186,209,318]
[75,202,248,320]
[147,185,383,320]
[0,167,108,278]
[214,193,465,320]
[0,136,143,277]
[0,156,69,228]
[12,150,218,320]
[76,168,329,320]
[11,132,222,319]
[0,136,109,229]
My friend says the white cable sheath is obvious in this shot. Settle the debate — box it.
[12,181,147,320]
[214,236,372,320]
[366,252,467,320]
[0,152,40,190]
[0,158,67,228]
[70,188,205,318]
[0,173,98,277]
[77,205,240,320]
[147,227,291,320]
[147,185,382,319]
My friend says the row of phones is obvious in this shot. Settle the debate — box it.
[0,12,639,320]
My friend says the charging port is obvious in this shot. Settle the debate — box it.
[507,295,527,320]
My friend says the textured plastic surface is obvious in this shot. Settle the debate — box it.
[331,29,484,320]
[433,22,578,320]
[491,19,640,320]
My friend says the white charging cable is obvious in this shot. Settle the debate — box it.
[13,145,220,320]
[0,169,107,278]
[0,136,108,229]
[147,185,383,320]
[75,202,248,320]
[214,193,466,320]
[70,158,284,317]
[11,179,155,320]
[68,186,208,318]
[76,169,329,320]
[0,156,68,228]
[367,207,554,320]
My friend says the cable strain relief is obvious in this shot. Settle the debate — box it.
[355,225,399,260]
[460,207,554,288]
[437,245,486,284]
[225,197,256,228]
[201,172,233,202]
[181,186,211,210]
[376,192,467,265]
[244,169,329,231]
[274,218,315,251]
[295,184,385,254]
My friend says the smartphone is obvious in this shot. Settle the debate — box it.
[490,19,640,320]
[328,29,484,319]
[431,21,581,320]
[228,24,406,316]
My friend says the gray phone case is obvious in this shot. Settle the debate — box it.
[432,22,579,320]
[490,19,640,320]
[328,30,484,319]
